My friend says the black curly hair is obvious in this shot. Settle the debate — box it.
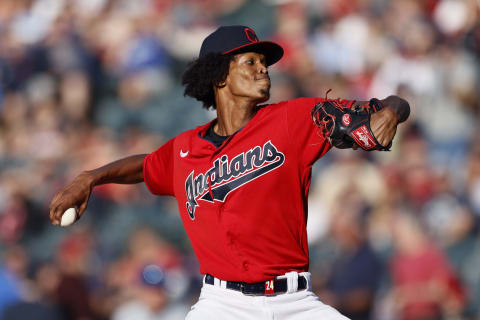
[182,53,234,110]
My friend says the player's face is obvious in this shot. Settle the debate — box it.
[223,52,270,103]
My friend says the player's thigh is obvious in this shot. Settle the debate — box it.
[185,304,216,320]
[186,285,260,320]
[274,290,350,320]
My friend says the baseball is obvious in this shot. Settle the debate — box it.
[60,207,78,227]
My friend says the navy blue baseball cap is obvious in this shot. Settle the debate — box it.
[199,25,284,66]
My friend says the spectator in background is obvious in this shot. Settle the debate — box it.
[0,247,24,317]
[441,205,480,319]
[54,228,99,320]
[389,211,465,320]
[2,299,62,320]
[112,264,189,320]
[1,263,63,320]
[466,140,480,217]
[317,194,382,320]
[307,149,386,244]
[100,227,190,320]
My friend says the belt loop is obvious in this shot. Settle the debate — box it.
[285,271,298,293]
[300,272,312,291]
[220,280,227,289]
[214,277,221,287]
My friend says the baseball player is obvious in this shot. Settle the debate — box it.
[49,26,410,319]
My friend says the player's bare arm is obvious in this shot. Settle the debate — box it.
[49,154,146,225]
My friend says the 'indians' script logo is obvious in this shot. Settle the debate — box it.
[185,141,285,220]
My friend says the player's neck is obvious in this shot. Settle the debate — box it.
[214,96,257,136]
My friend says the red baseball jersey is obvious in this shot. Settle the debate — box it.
[143,97,354,283]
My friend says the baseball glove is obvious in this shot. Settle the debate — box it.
[311,98,391,151]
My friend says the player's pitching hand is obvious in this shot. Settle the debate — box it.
[369,107,399,147]
[49,171,94,225]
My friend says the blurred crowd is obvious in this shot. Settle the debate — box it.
[0,0,479,319]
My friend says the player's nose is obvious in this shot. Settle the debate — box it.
[258,64,268,74]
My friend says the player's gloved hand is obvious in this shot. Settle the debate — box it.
[311,98,394,151]
[49,171,94,225]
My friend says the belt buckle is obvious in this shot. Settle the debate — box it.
[239,283,255,296]
[240,283,260,296]
[239,279,277,296]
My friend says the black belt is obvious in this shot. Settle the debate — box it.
[204,274,307,295]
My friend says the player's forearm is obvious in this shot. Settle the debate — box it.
[49,154,146,225]
[84,154,146,187]
[381,95,410,123]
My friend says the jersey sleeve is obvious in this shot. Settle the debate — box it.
[143,138,175,196]
[285,97,355,167]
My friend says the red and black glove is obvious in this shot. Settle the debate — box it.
[311,98,391,151]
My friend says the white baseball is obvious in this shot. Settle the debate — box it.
[60,207,78,227]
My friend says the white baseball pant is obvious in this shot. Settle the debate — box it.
[186,272,350,320]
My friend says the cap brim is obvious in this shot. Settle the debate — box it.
[223,41,284,66]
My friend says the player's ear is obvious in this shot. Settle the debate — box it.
[214,79,227,88]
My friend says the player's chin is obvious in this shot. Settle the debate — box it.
[256,88,270,103]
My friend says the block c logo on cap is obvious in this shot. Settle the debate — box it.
[244,27,259,42]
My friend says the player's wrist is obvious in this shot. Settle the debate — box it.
[368,98,384,113]
[79,170,99,188]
